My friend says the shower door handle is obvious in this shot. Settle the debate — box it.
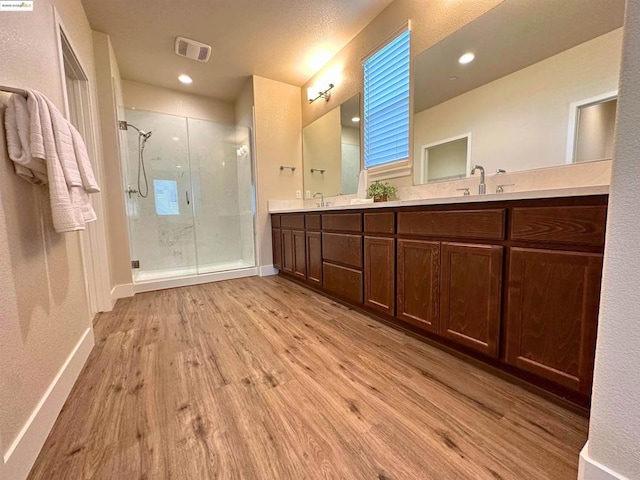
[186,191,191,205]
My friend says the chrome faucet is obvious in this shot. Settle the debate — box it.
[471,164,486,195]
[313,192,325,207]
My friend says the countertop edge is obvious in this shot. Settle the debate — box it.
[268,185,610,214]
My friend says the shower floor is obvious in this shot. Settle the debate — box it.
[134,259,255,283]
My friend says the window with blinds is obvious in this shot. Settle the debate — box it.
[363,29,410,169]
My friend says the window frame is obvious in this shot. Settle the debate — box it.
[362,24,412,181]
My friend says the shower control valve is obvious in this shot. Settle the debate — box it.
[126,186,139,199]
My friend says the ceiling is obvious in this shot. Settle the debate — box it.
[414,0,626,113]
[82,0,395,102]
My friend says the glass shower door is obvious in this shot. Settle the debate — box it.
[188,119,256,274]
[123,109,197,282]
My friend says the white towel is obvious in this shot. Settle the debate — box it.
[4,89,101,232]
[4,94,47,184]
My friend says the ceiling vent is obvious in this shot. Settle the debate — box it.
[175,36,211,62]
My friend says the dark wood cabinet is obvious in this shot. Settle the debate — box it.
[322,233,362,269]
[292,230,306,279]
[396,239,440,333]
[306,231,322,286]
[272,195,607,406]
[440,243,503,357]
[364,237,395,315]
[323,262,363,304]
[505,248,603,394]
[281,229,293,274]
[272,229,282,269]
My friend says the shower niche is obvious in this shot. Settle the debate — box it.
[121,108,255,283]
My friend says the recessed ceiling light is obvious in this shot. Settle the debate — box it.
[458,53,475,65]
[352,116,360,123]
[178,74,193,84]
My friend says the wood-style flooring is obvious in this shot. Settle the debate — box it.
[28,276,588,479]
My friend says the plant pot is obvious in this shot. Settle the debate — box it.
[374,195,388,203]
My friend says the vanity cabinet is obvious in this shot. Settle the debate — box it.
[396,239,440,333]
[292,230,307,279]
[440,242,503,357]
[364,236,395,315]
[280,214,305,277]
[504,204,606,395]
[321,213,364,304]
[306,231,322,286]
[272,195,608,406]
[272,215,282,270]
[364,213,396,315]
[281,229,293,274]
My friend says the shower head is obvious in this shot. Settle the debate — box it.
[125,122,152,140]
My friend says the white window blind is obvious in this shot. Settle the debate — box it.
[363,29,410,169]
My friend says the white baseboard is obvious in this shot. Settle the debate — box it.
[110,283,134,306]
[579,442,629,480]
[1,328,94,480]
[134,267,259,294]
[259,265,278,277]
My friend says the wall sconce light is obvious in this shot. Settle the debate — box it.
[307,83,334,103]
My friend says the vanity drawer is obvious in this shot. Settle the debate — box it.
[364,212,395,234]
[322,213,362,233]
[271,215,281,228]
[323,262,363,304]
[322,233,363,269]
[398,209,505,240]
[306,214,321,231]
[281,214,305,230]
[511,206,607,246]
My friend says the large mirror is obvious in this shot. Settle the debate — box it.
[412,0,625,185]
[303,94,361,198]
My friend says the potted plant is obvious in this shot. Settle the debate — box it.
[367,181,397,202]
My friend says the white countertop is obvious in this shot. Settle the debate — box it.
[268,185,609,214]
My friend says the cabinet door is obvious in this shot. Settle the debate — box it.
[505,248,602,394]
[440,243,503,357]
[293,230,306,279]
[397,240,440,333]
[272,228,282,269]
[306,231,322,286]
[281,230,293,274]
[364,237,395,315]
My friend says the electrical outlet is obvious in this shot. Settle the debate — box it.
[306,191,311,199]
[296,190,302,199]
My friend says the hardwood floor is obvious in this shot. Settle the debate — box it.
[28,276,588,479]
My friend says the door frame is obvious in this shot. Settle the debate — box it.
[54,8,112,316]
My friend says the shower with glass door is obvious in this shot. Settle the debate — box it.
[121,108,255,284]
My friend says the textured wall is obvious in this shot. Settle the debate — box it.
[0,0,95,461]
[585,0,640,477]
[93,32,131,288]
[122,80,235,124]
[252,76,302,266]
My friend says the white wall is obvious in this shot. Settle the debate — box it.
[413,28,622,177]
[580,1,640,478]
[0,1,100,478]
[252,76,302,267]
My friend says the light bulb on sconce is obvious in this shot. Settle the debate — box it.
[307,82,335,103]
